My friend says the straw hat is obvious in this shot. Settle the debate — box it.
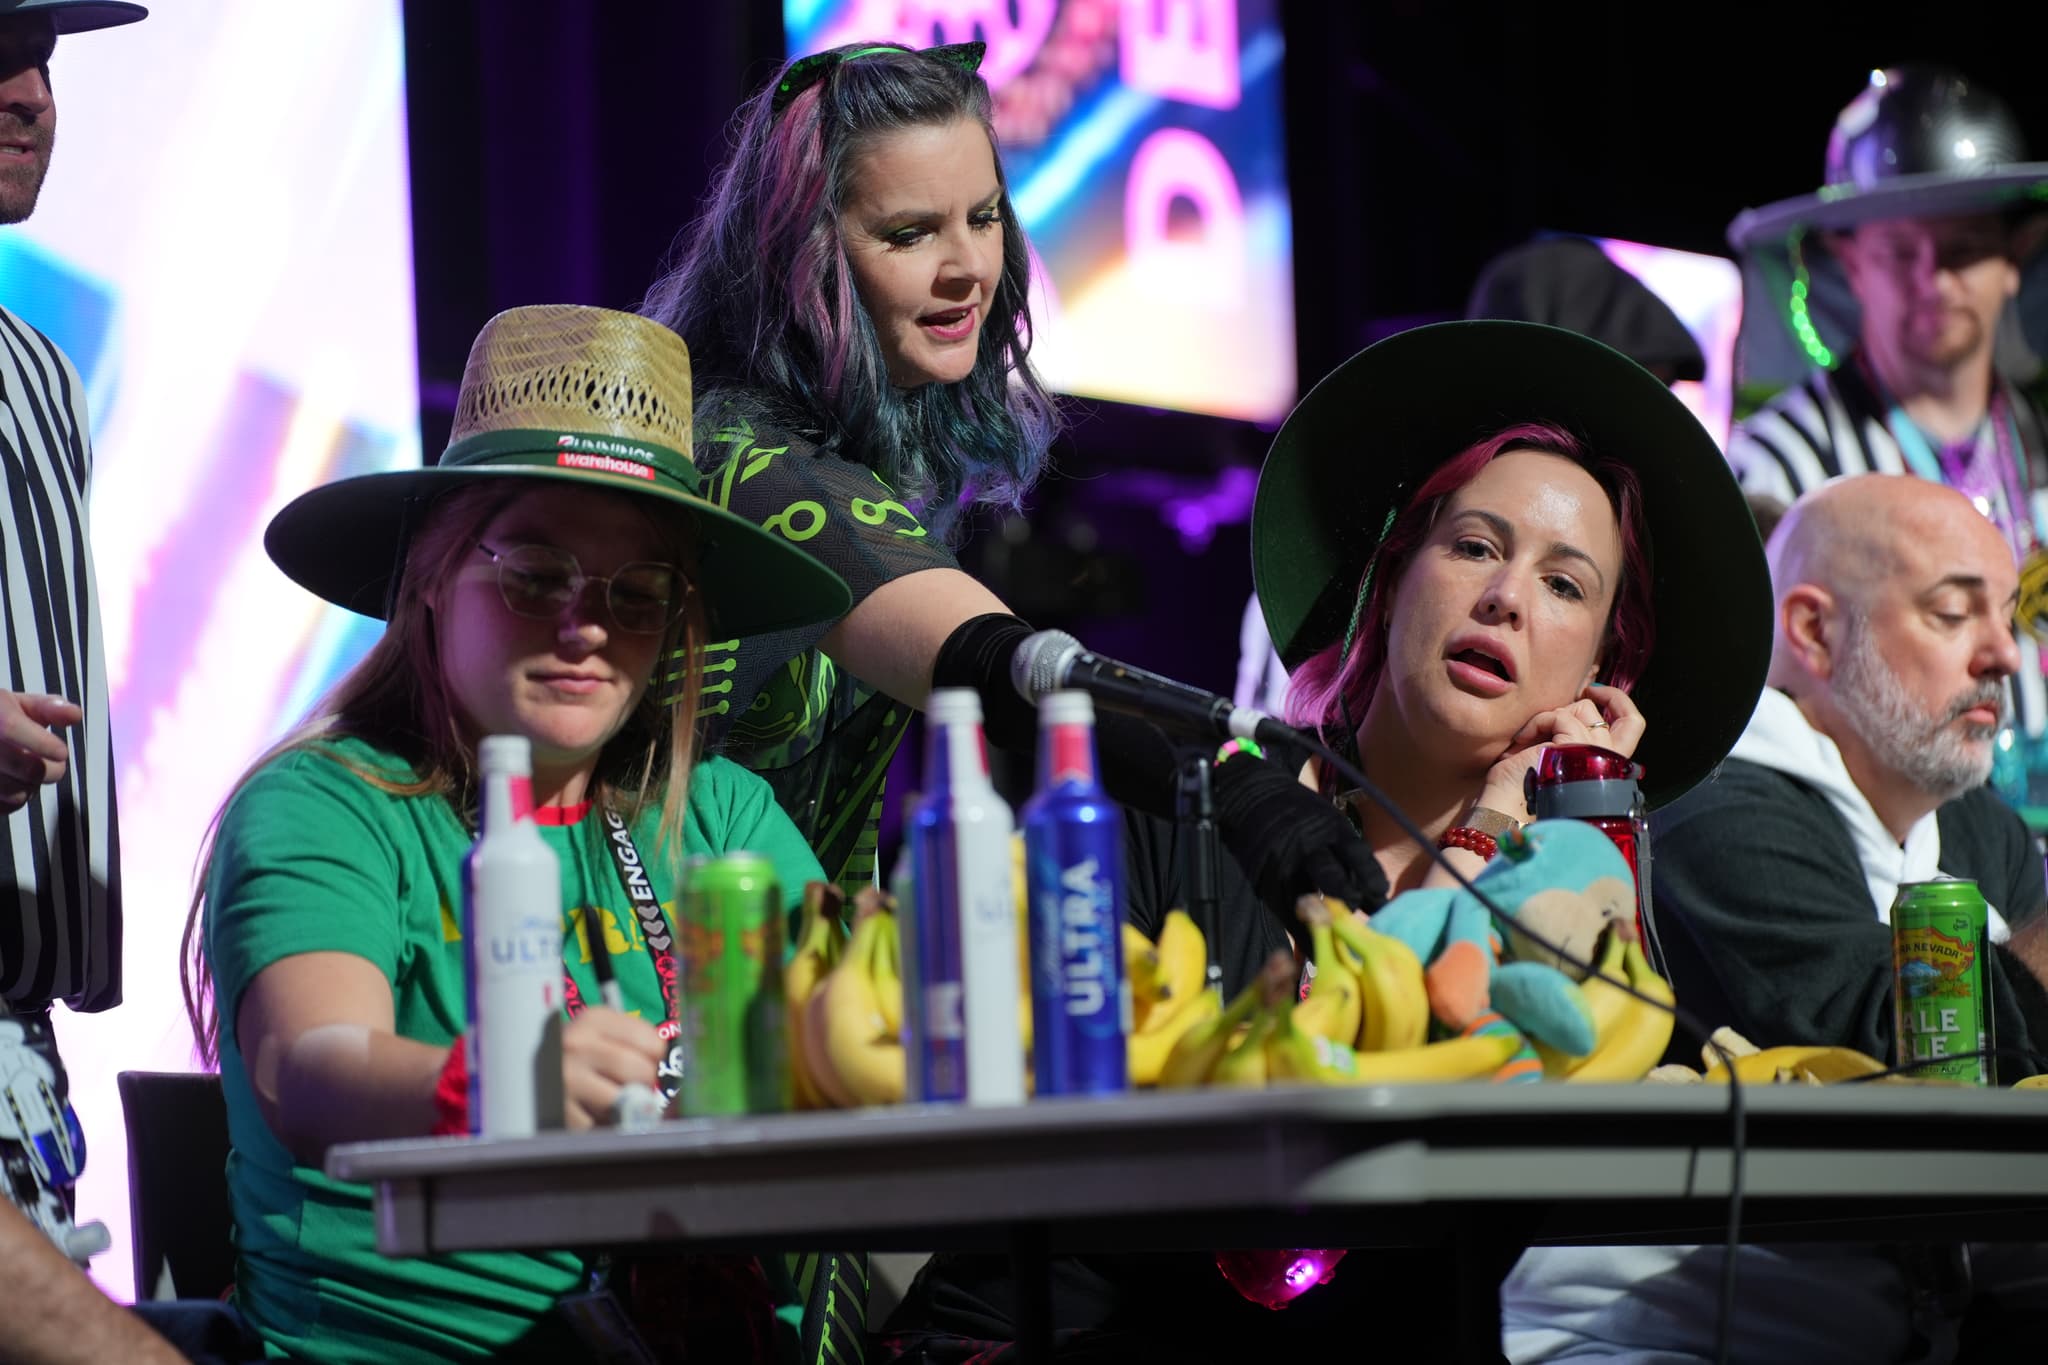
[0,0,147,33]
[1250,321,1771,810]
[265,304,851,638]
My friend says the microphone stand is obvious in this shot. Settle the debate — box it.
[1174,745,1226,992]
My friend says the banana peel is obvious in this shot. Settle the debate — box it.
[1702,1044,1888,1086]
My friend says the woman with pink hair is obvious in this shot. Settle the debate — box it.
[883,319,1774,1363]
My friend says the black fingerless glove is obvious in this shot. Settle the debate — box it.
[931,613,1184,816]
[1212,751,1390,925]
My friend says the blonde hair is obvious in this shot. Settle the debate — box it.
[181,482,707,1063]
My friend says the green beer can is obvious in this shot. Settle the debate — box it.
[1891,876,1994,1085]
[678,852,790,1115]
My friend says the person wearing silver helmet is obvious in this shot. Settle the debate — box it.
[1728,65,2048,510]
[1726,63,2048,818]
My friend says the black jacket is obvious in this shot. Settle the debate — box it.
[1651,759,2048,1080]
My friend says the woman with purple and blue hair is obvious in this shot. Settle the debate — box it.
[641,40,1381,919]
[639,39,1054,894]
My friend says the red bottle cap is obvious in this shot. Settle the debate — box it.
[1532,743,1641,787]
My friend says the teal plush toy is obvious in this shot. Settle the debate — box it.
[1368,819,1636,1066]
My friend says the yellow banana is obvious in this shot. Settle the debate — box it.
[1534,928,1632,1077]
[873,911,903,1039]
[1125,923,1164,1019]
[785,882,846,1111]
[807,901,906,1106]
[1131,986,1220,1085]
[1329,906,1430,1052]
[1562,939,1676,1083]
[1212,1006,1277,1088]
[1265,998,1370,1085]
[1701,1026,1761,1071]
[2013,1074,2048,1091]
[1157,977,1266,1088]
[1152,910,1209,1015]
[1292,898,1364,1046]
[1268,1009,1523,1084]
[1123,915,1220,1081]
[1702,1044,1887,1085]
[1010,833,1037,1070]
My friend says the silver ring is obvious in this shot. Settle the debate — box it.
[1588,719,1610,729]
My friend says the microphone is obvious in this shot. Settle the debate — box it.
[1009,629,1300,748]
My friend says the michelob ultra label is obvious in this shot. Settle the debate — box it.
[1891,877,1993,1085]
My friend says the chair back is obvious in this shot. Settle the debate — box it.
[116,1070,235,1302]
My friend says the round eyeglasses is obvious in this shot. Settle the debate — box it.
[474,542,686,635]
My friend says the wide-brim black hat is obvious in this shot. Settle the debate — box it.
[266,305,851,640]
[0,0,146,34]
[1251,320,1771,809]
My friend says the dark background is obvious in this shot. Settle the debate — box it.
[400,2,2042,816]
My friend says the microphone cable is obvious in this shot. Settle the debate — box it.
[1842,1046,2048,1084]
[1276,725,1750,1365]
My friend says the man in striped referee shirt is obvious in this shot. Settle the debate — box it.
[1727,65,2048,803]
[3,0,145,1271]
[2,4,194,1361]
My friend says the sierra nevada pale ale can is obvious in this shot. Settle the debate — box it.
[1891,876,1994,1085]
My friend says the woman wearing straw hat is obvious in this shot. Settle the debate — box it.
[881,320,1772,1363]
[641,40,1382,917]
[179,305,850,1363]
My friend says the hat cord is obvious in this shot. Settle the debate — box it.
[1329,503,1399,781]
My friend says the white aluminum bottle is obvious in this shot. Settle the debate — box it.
[464,735,565,1136]
[906,688,1024,1106]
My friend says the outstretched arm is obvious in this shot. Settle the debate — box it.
[819,566,1008,706]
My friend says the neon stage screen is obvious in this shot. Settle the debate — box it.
[785,0,1297,423]
[1593,235,1745,451]
[2,2,418,1300]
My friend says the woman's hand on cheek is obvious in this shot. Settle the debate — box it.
[562,1007,666,1131]
[1479,684,1646,815]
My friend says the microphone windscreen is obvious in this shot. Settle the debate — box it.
[1011,629,1082,703]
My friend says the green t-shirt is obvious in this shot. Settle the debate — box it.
[204,737,824,1364]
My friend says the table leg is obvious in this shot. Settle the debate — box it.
[1453,1225,1530,1364]
[1009,1223,1053,1365]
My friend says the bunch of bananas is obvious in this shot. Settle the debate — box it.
[787,863,1689,1105]
[1527,924,1679,1082]
[1126,910,1218,1084]
[1123,895,1688,1089]
[1148,898,1537,1088]
[789,883,908,1108]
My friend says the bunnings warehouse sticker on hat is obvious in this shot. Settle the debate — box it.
[556,433,656,480]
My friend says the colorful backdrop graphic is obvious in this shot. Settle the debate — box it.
[787,0,1297,422]
[1594,236,1744,450]
[2,2,417,1300]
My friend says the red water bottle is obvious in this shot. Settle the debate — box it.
[1524,746,1653,947]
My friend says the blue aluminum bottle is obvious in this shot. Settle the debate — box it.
[1022,690,1129,1095]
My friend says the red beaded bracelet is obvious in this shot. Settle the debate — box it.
[430,1035,470,1136]
[1436,825,1498,860]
